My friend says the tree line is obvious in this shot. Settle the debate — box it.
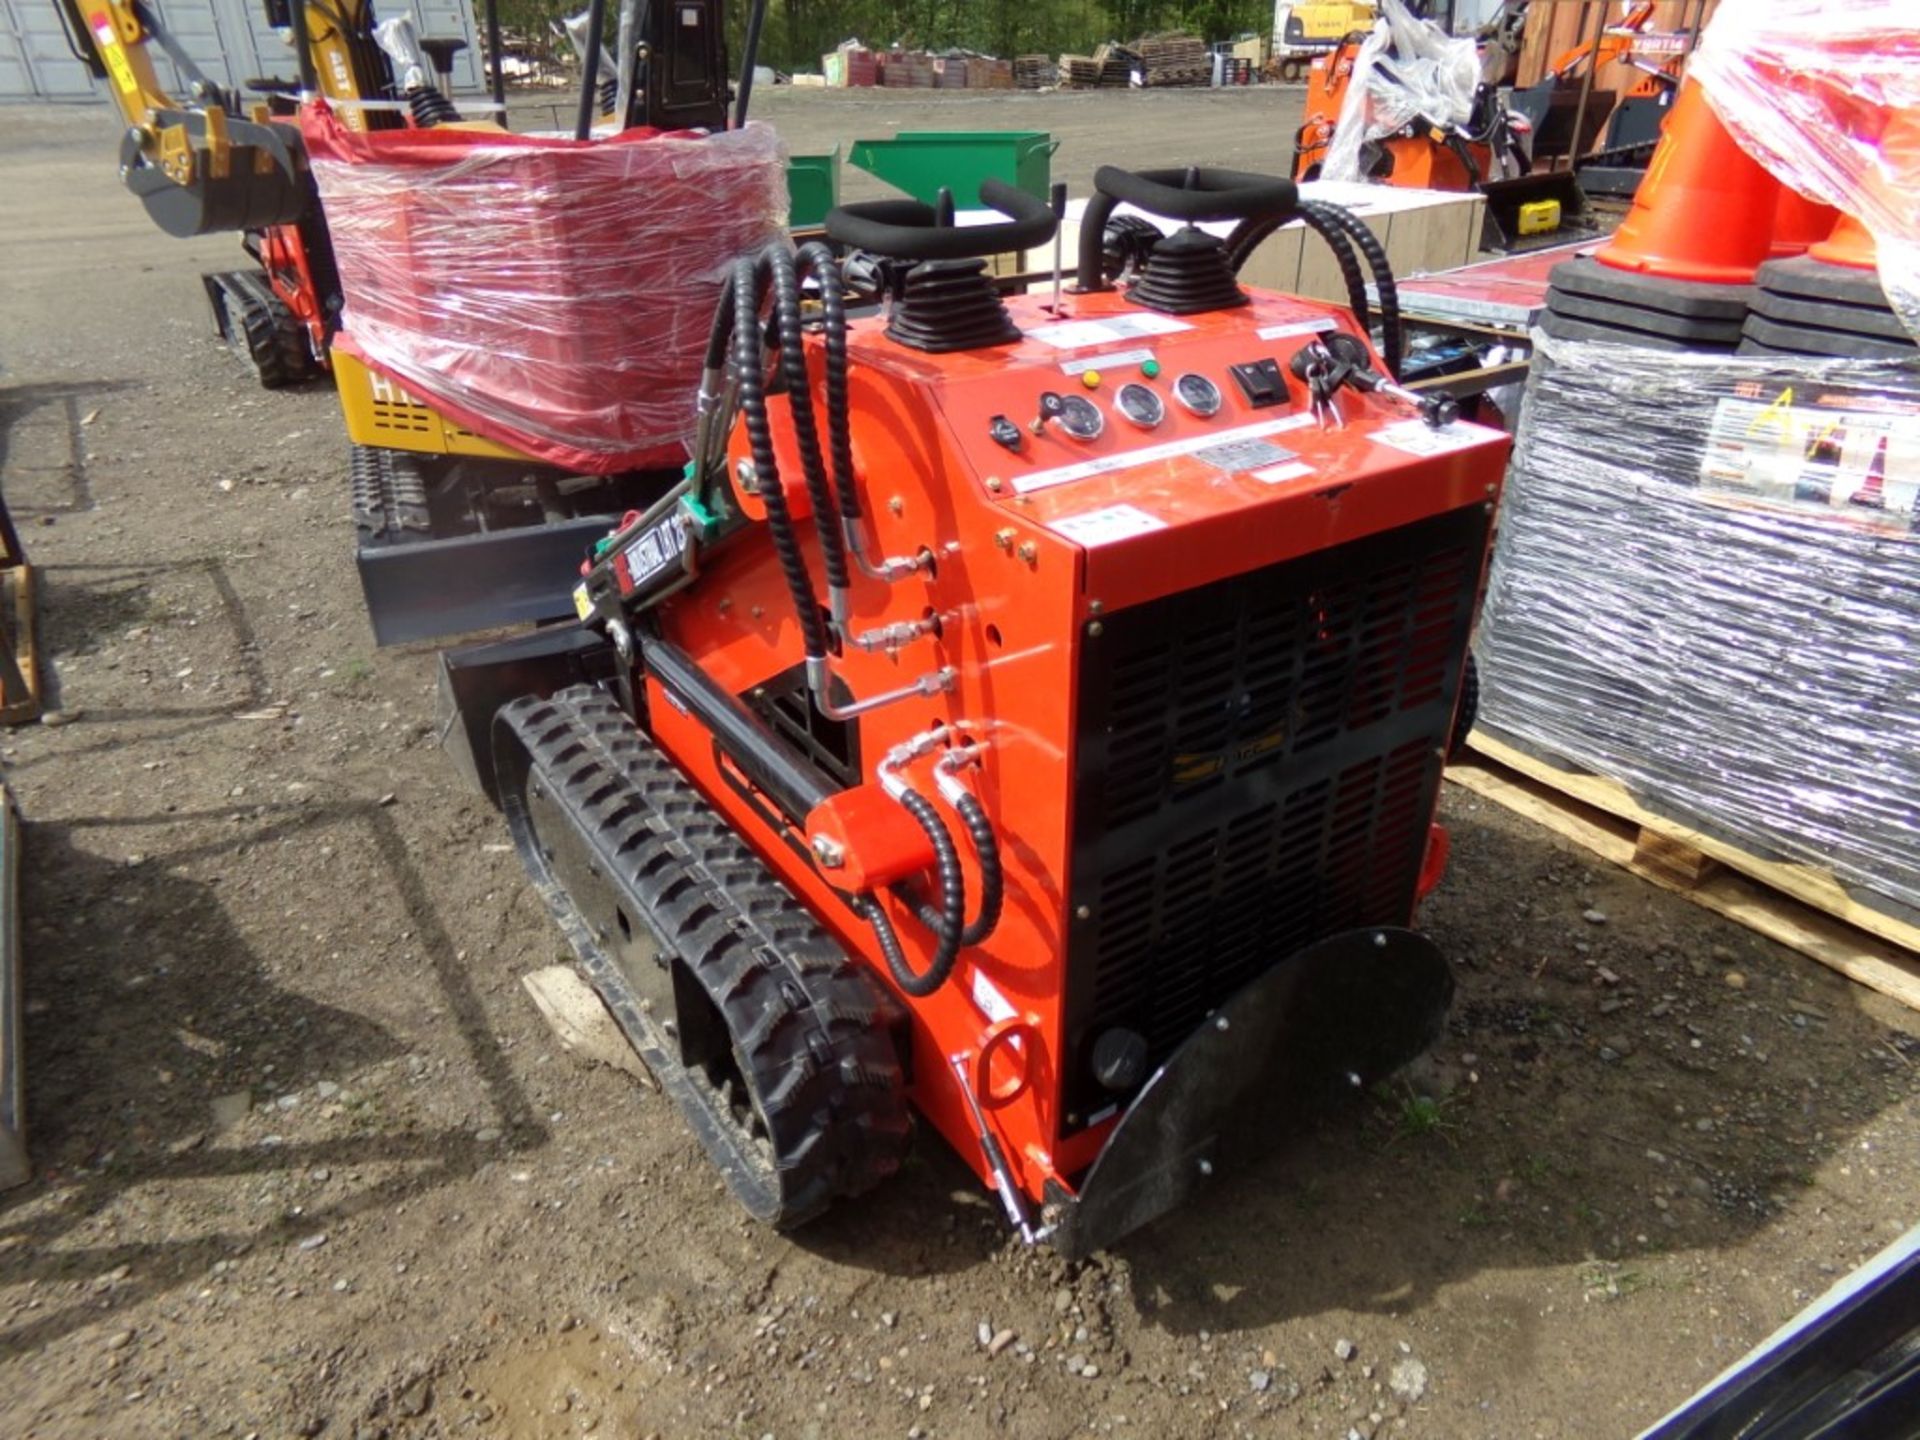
[498,0,1279,68]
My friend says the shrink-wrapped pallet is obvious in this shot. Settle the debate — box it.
[303,106,786,474]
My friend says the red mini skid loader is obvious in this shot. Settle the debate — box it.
[445,163,1508,1255]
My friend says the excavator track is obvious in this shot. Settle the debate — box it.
[350,445,433,541]
[493,684,913,1227]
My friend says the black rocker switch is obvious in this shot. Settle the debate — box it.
[1228,357,1289,408]
[989,414,1023,452]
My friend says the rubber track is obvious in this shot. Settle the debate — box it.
[349,445,432,541]
[240,288,314,390]
[496,685,912,1227]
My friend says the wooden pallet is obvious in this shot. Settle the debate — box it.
[1448,731,1920,1013]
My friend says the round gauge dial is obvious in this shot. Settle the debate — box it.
[1056,393,1105,440]
[1115,381,1166,429]
[1173,372,1223,418]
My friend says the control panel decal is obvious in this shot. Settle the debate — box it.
[1045,503,1168,547]
[1012,414,1315,495]
[1368,417,1508,457]
[1027,314,1192,350]
[1257,317,1338,342]
[1060,348,1155,377]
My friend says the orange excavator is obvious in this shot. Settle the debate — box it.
[1507,1,1688,198]
[1290,0,1687,245]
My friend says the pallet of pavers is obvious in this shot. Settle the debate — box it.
[1456,327,1920,1012]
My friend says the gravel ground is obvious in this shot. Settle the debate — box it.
[1,87,1917,1440]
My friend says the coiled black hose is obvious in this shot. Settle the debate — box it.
[1231,205,1367,346]
[1226,199,1405,380]
[1301,199,1403,379]
[862,787,966,997]
[949,791,1003,948]
[794,240,863,528]
[767,246,850,597]
[730,254,828,662]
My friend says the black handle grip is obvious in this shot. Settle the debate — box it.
[1077,165,1298,292]
[825,177,1057,262]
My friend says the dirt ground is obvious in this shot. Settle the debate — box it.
[2,86,1918,1440]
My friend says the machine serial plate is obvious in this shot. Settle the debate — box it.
[1196,438,1295,473]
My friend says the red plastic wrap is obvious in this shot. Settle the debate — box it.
[1691,0,1920,336]
[304,106,787,473]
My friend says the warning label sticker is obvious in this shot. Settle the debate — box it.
[1702,390,1920,534]
[1046,503,1167,547]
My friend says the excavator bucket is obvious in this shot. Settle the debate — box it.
[119,113,310,238]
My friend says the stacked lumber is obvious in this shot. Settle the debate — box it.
[1092,43,1136,86]
[1058,54,1102,88]
[934,54,969,88]
[1134,30,1209,87]
[1015,54,1056,89]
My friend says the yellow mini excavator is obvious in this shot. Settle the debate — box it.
[54,0,504,385]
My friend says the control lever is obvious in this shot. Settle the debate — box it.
[1321,332,1460,429]
[1031,391,1066,437]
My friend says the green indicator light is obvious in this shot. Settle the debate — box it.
[1141,358,1161,378]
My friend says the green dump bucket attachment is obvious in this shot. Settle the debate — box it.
[787,147,841,228]
[846,131,1058,209]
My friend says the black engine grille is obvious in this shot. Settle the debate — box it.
[1060,505,1488,1126]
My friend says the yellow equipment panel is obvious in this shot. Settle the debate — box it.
[333,351,531,462]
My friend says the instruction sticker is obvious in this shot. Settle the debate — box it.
[1026,313,1192,350]
[1060,347,1154,376]
[1256,317,1338,342]
[571,583,592,621]
[1252,460,1315,485]
[1368,417,1507,457]
[1014,414,1315,494]
[970,969,1016,1025]
[622,519,683,590]
[1046,503,1167,547]
[1701,390,1920,532]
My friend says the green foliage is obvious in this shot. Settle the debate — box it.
[520,0,1275,72]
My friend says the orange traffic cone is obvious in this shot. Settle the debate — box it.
[1808,212,1878,270]
[1770,188,1841,258]
[1595,83,1781,285]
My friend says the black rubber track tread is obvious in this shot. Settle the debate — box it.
[349,445,432,540]
[496,685,912,1228]
[239,288,315,389]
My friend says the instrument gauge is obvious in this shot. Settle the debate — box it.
[1115,381,1166,429]
[1056,392,1105,441]
[1173,372,1223,418]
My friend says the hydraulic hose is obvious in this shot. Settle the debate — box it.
[731,254,828,663]
[767,246,851,603]
[1301,199,1404,379]
[949,790,1003,948]
[794,241,861,528]
[868,786,966,998]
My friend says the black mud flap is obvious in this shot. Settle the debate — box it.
[1045,926,1452,1260]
